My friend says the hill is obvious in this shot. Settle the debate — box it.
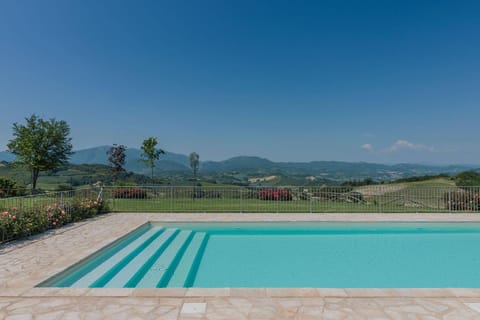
[1,146,478,183]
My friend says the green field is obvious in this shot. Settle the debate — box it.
[1,177,478,213]
[107,197,454,213]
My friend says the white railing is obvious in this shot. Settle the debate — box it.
[100,185,480,213]
[2,184,480,243]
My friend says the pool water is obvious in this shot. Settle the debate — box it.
[40,222,480,288]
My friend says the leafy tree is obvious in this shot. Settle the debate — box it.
[7,114,73,191]
[0,177,26,198]
[107,144,126,180]
[454,171,480,187]
[189,152,200,180]
[140,137,164,180]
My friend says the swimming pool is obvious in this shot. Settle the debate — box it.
[40,222,480,288]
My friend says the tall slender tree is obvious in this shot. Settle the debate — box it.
[7,114,73,191]
[107,144,126,181]
[140,137,164,180]
[189,152,200,180]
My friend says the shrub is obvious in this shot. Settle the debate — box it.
[444,191,480,211]
[1,207,49,240]
[55,184,74,192]
[0,196,110,244]
[71,198,109,221]
[0,177,26,198]
[112,188,147,199]
[258,189,292,201]
[192,190,222,199]
[453,171,480,187]
[44,203,70,228]
[347,191,364,203]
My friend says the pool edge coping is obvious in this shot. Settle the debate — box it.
[17,287,480,299]
[5,212,480,300]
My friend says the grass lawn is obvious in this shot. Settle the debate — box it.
[107,197,452,213]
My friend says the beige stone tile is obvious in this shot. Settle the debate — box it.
[390,289,455,297]
[266,288,318,297]
[344,288,398,297]
[316,289,348,297]
[230,288,267,297]
[449,288,480,298]
[86,288,135,297]
[133,288,187,297]
[186,288,230,297]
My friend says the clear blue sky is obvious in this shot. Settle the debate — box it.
[1,0,479,164]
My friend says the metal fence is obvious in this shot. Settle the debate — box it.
[2,184,480,243]
[3,185,480,214]
[100,185,480,213]
[0,188,101,213]
[0,188,102,243]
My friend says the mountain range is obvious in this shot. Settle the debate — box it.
[0,146,478,182]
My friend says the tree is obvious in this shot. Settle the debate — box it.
[189,152,200,180]
[7,114,73,191]
[107,144,126,180]
[140,137,165,180]
[0,177,26,198]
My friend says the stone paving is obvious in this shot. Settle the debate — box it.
[1,213,480,319]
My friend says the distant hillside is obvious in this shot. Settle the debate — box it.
[71,146,190,174]
[0,161,157,190]
[1,146,478,182]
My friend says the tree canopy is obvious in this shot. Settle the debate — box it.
[7,114,73,191]
[107,144,127,179]
[189,152,200,180]
[140,137,164,180]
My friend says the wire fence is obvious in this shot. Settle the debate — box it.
[0,188,101,213]
[3,185,480,214]
[100,185,480,213]
[2,184,480,243]
[0,188,103,243]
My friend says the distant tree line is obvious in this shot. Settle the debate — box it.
[4,114,202,192]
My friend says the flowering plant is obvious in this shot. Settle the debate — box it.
[71,198,108,220]
[257,189,293,201]
[45,203,69,228]
[444,191,480,211]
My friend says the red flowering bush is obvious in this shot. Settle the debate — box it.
[71,198,108,221]
[45,203,69,228]
[113,188,147,199]
[1,196,110,244]
[1,207,49,241]
[257,189,293,201]
[444,191,480,211]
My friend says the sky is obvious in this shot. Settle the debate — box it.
[0,0,479,164]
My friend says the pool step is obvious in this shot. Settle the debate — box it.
[71,227,164,288]
[166,232,207,288]
[104,228,179,288]
[52,224,150,287]
[134,230,193,288]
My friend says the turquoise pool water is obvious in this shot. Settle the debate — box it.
[40,222,480,288]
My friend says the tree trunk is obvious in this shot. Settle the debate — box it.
[32,168,40,192]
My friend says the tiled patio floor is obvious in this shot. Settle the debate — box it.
[2,213,480,319]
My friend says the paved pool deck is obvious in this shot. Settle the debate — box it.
[2,213,480,319]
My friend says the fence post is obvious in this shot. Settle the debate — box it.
[309,190,312,213]
[170,186,173,212]
[448,190,451,212]
[240,189,243,213]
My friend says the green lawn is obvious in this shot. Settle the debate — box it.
[107,197,453,213]
[2,179,476,213]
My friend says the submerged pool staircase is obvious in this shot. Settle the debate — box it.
[47,226,209,288]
